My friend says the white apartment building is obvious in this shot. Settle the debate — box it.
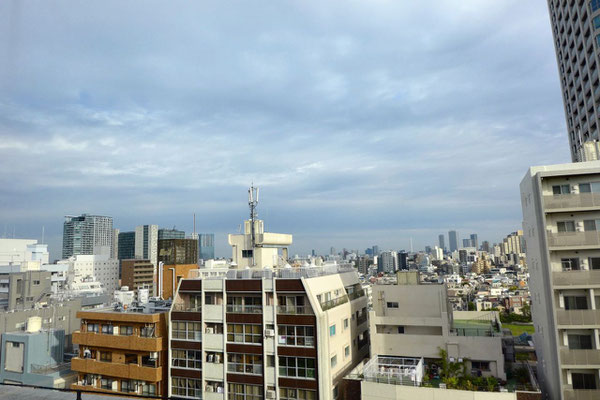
[0,239,48,267]
[58,255,119,297]
[521,160,600,399]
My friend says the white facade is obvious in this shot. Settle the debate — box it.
[59,255,119,297]
[228,219,292,268]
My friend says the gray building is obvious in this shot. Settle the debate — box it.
[448,230,459,252]
[0,270,52,310]
[378,251,397,273]
[62,214,113,259]
[438,234,445,251]
[198,233,215,261]
[470,233,478,250]
[462,238,471,248]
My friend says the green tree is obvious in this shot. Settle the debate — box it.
[468,301,476,311]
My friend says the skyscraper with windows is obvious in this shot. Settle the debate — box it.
[546,1,600,161]
[448,230,459,252]
[438,234,445,251]
[62,214,114,259]
[470,233,478,250]
[198,233,215,261]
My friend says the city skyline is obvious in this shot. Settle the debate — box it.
[1,1,568,260]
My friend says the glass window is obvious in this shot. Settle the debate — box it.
[101,324,113,334]
[100,352,111,362]
[172,321,201,341]
[572,372,597,389]
[565,296,588,310]
[584,220,599,231]
[589,257,600,270]
[344,318,349,329]
[329,324,336,337]
[172,377,202,398]
[552,184,570,195]
[568,334,593,349]
[557,221,576,232]
[277,325,315,347]
[120,326,133,336]
[386,302,399,308]
[280,388,316,400]
[561,258,580,271]
[279,357,316,379]
[227,324,262,344]
[331,355,337,368]
[345,345,350,357]
[227,383,263,400]
[172,349,202,369]
[87,323,99,333]
[100,378,113,390]
[471,361,490,371]
[227,353,263,375]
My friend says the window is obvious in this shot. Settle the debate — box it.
[333,385,339,399]
[172,377,202,398]
[140,325,156,338]
[397,326,405,334]
[100,378,113,390]
[471,361,490,371]
[120,326,133,336]
[121,380,135,393]
[331,355,337,368]
[33,280,40,285]
[561,258,581,271]
[280,388,316,400]
[584,219,600,231]
[101,324,113,334]
[172,321,202,341]
[172,349,202,370]
[581,182,600,193]
[242,249,253,258]
[277,325,315,347]
[565,296,588,310]
[386,302,399,308]
[227,296,262,313]
[227,353,263,375]
[572,372,597,389]
[590,257,600,270]
[552,184,570,195]
[568,334,593,349]
[125,354,137,364]
[557,221,576,232]
[329,324,336,337]
[141,383,156,396]
[100,352,111,362]
[344,345,350,358]
[344,318,349,329]
[87,323,99,333]
[227,324,262,344]
[227,383,263,400]
[279,356,316,379]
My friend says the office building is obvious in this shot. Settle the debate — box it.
[546,1,600,161]
[438,234,445,251]
[470,233,478,250]
[118,231,135,261]
[121,259,155,294]
[199,233,215,261]
[462,239,471,248]
[521,160,600,398]
[372,245,380,257]
[481,240,491,253]
[448,230,459,252]
[58,255,120,297]
[62,214,114,258]
[135,225,158,268]
[355,256,371,275]
[111,228,119,260]
[158,238,198,266]
[71,299,170,397]
[158,228,185,240]
[378,251,397,273]
[397,251,408,271]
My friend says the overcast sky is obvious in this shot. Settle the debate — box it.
[0,1,568,260]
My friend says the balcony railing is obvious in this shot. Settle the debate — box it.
[356,313,368,326]
[226,304,262,314]
[544,193,600,210]
[276,305,314,315]
[560,348,600,365]
[320,295,349,311]
[564,389,600,400]
[348,290,365,301]
[553,270,600,286]
[547,232,600,248]
[172,303,201,312]
[556,309,600,326]
[227,363,263,375]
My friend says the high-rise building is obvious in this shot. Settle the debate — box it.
[121,259,155,293]
[470,233,478,250]
[481,240,491,253]
[372,245,379,256]
[521,160,600,398]
[397,251,408,270]
[378,251,397,273]
[438,234,445,251]
[462,238,471,248]
[158,238,198,265]
[546,1,600,162]
[448,230,458,252]
[117,231,135,261]
[62,214,114,259]
[198,233,215,261]
[158,228,185,240]
[111,228,119,259]
[135,224,158,267]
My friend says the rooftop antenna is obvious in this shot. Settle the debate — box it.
[248,184,259,266]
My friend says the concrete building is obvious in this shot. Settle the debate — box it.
[158,238,198,266]
[58,255,120,297]
[121,259,155,294]
[545,1,600,162]
[111,228,119,260]
[0,239,49,268]
[521,160,600,399]
[159,263,199,300]
[70,300,171,397]
[378,251,397,274]
[462,239,472,249]
[135,225,158,269]
[470,233,478,250]
[228,219,292,269]
[449,231,459,253]
[438,234,445,251]
[62,214,114,259]
[199,233,215,261]
[0,270,53,310]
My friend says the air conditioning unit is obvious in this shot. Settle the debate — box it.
[149,352,158,360]
[266,390,276,399]
[206,327,214,334]
[206,386,214,393]
[265,329,275,337]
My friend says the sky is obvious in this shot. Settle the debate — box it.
[0,1,569,260]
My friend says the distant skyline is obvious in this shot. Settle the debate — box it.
[1,1,568,260]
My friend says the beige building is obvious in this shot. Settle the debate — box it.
[521,161,600,399]
[228,219,292,269]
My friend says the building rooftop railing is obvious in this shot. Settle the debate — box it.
[320,295,349,311]
[188,263,357,280]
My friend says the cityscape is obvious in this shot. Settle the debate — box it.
[0,1,599,400]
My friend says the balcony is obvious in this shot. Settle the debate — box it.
[348,289,366,301]
[227,363,263,375]
[71,358,162,381]
[172,303,201,312]
[226,304,262,314]
[320,295,349,312]
[544,193,600,211]
[547,232,600,249]
[564,389,600,400]
[552,270,600,287]
[356,313,368,326]
[556,309,600,326]
[560,348,600,366]
[72,331,163,352]
[276,305,314,315]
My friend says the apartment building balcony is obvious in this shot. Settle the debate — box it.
[356,313,368,326]
[564,389,600,400]
[560,348,600,366]
[71,357,162,381]
[348,289,366,301]
[72,331,163,352]
[204,392,224,400]
[276,305,314,315]
[553,270,600,288]
[556,309,600,326]
[226,304,262,314]
[547,232,600,250]
[172,303,201,312]
[320,295,349,311]
[543,193,600,211]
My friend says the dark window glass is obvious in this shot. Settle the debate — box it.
[589,257,600,270]
[565,296,588,310]
[572,372,597,389]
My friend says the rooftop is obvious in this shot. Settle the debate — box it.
[187,263,357,280]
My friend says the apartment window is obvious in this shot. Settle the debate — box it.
[279,356,316,379]
[329,324,336,337]
[101,324,113,334]
[227,353,263,375]
[277,325,315,347]
[572,372,597,389]
[121,380,135,393]
[125,354,137,364]
[100,378,113,390]
[568,334,593,349]
[280,388,316,400]
[344,345,350,358]
[333,385,339,399]
[387,302,399,308]
[471,361,490,371]
[33,280,40,285]
[565,296,588,310]
[579,182,600,192]
[242,249,253,258]
[397,326,405,334]
[99,352,111,362]
[140,325,156,338]
[172,349,202,370]
[120,326,133,336]
[227,296,262,313]
[344,318,349,329]
[552,184,570,195]
[87,323,99,333]
[172,377,202,398]
[172,321,202,341]
[557,221,576,232]
[227,324,262,344]
[227,383,263,400]
[590,257,600,270]
[141,383,156,396]
[561,258,581,271]
[584,219,600,231]
[331,355,337,368]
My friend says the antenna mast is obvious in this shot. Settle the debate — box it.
[248,184,259,266]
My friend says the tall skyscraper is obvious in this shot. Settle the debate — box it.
[438,234,445,250]
[448,230,458,252]
[117,231,135,260]
[372,245,380,256]
[470,233,478,250]
[462,238,471,248]
[135,224,158,267]
[62,214,114,259]
[198,233,215,260]
[158,228,185,240]
[397,251,408,270]
[546,1,600,161]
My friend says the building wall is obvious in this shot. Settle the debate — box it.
[160,264,198,300]
[121,259,155,293]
